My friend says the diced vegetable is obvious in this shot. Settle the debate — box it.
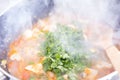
[25,63,43,74]
[10,54,22,61]
[22,70,31,80]
[1,59,7,68]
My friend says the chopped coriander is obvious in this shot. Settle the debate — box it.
[29,76,35,80]
[42,24,92,80]
[28,62,35,65]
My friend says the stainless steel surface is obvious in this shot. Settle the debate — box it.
[98,71,120,80]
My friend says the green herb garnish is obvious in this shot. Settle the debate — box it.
[42,24,92,80]
[43,32,74,76]
[29,76,35,80]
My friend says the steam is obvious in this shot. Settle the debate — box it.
[47,0,120,64]
[53,0,119,26]
[51,0,120,49]
[0,0,120,55]
[0,0,118,77]
[0,0,54,53]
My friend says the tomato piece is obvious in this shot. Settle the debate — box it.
[22,70,31,80]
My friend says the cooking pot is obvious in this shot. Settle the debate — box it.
[0,0,119,80]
